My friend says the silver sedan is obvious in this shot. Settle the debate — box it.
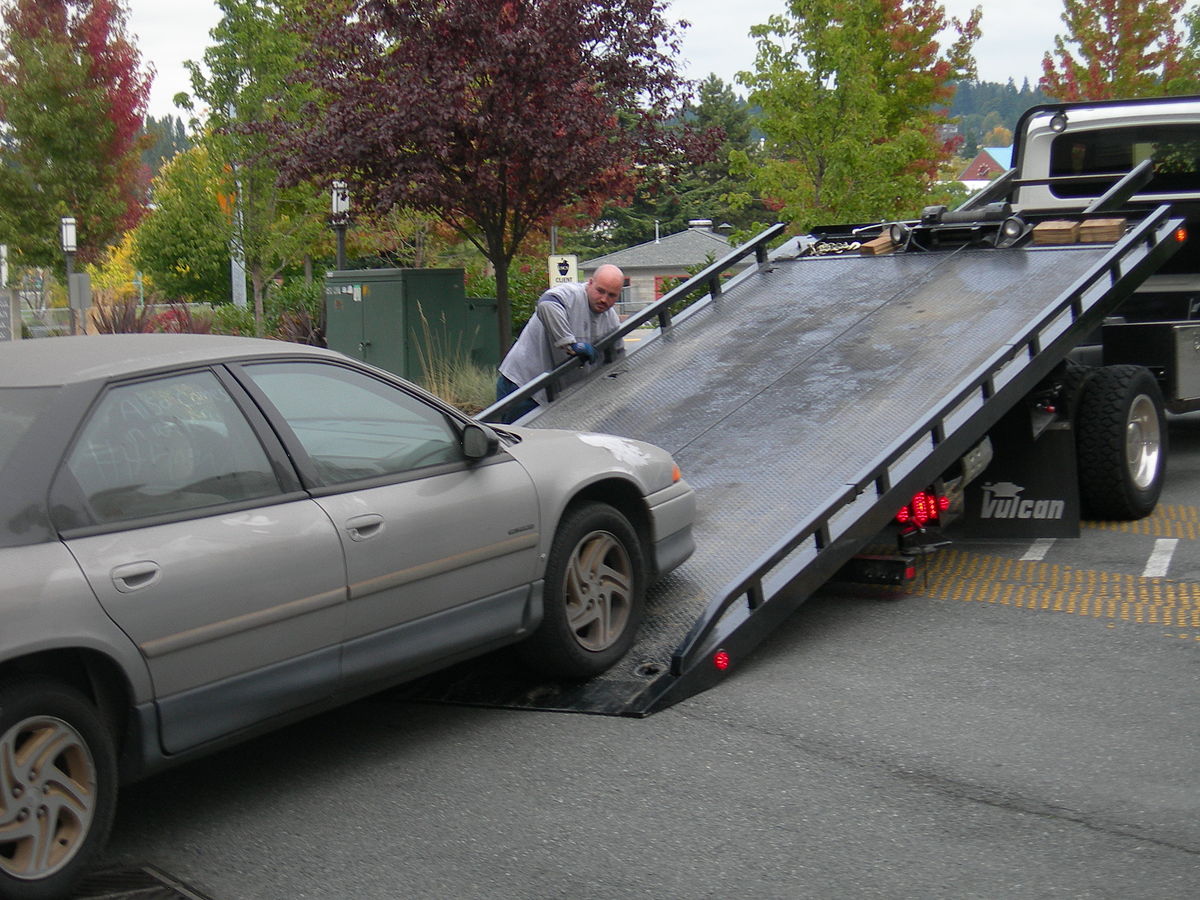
[0,334,695,899]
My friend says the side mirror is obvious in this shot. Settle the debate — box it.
[462,422,499,460]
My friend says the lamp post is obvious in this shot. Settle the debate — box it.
[60,216,78,334]
[331,181,350,270]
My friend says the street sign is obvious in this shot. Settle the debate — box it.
[548,254,577,286]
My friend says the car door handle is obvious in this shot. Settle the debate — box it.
[111,561,161,593]
[344,514,385,541]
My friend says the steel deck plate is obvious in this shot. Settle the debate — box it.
[398,245,1112,713]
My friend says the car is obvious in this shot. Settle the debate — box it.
[0,333,695,899]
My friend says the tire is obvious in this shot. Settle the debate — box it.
[0,679,117,900]
[1076,364,1167,520]
[518,502,646,679]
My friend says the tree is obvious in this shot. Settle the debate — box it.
[600,75,768,248]
[141,114,191,176]
[278,0,706,349]
[132,144,233,305]
[731,0,980,231]
[178,0,329,331]
[981,125,1013,147]
[1040,0,1199,100]
[949,78,1053,157]
[0,0,151,269]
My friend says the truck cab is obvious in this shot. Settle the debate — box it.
[1009,96,1200,327]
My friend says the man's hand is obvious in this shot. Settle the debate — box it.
[569,342,598,363]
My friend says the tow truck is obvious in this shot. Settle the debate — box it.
[400,94,1195,716]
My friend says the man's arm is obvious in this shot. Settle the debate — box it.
[535,293,576,349]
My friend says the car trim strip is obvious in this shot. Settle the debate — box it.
[348,533,540,600]
[139,587,347,659]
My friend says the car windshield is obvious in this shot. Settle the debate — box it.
[0,387,56,470]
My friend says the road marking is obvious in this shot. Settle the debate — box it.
[1084,504,1200,539]
[918,549,1200,635]
[1143,538,1179,578]
[1021,538,1055,561]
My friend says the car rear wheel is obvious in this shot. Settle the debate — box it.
[0,679,117,900]
[518,502,646,679]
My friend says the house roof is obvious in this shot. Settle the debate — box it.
[981,146,1013,169]
[583,222,742,272]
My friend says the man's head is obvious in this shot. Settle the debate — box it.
[586,264,624,314]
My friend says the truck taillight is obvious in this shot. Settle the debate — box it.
[895,491,949,527]
[1175,226,1188,244]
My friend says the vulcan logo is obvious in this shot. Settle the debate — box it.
[979,481,1066,520]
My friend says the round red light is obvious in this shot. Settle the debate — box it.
[713,650,731,671]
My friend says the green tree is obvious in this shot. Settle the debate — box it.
[1040,0,1199,100]
[949,78,1054,157]
[132,143,233,305]
[732,0,980,231]
[0,0,151,269]
[177,0,329,332]
[602,75,767,248]
[141,114,191,177]
[278,0,707,350]
[982,125,1013,147]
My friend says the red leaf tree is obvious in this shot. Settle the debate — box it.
[277,0,706,348]
[0,0,152,267]
[1040,0,1198,101]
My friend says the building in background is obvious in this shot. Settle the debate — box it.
[583,220,751,317]
[959,146,1014,192]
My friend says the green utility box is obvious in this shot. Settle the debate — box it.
[325,268,498,383]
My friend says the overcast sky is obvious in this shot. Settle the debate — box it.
[127,0,1066,121]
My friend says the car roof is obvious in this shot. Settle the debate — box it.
[0,334,344,388]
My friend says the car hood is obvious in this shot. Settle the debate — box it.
[499,426,680,496]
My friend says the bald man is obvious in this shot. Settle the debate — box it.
[495,264,626,423]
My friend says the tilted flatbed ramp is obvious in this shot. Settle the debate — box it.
[398,208,1183,715]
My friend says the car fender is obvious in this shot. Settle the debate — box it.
[0,542,153,701]
[501,427,679,551]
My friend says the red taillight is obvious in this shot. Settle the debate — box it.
[1175,226,1188,243]
[713,650,731,671]
[895,491,946,527]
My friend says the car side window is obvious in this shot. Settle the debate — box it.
[242,362,465,485]
[65,371,282,524]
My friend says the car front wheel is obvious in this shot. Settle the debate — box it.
[519,502,646,679]
[0,679,117,900]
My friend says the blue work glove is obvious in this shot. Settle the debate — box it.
[569,342,597,363]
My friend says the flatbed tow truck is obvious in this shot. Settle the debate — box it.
[400,95,1194,717]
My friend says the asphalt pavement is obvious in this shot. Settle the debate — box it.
[97,415,1200,900]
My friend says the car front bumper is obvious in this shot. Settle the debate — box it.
[645,479,696,579]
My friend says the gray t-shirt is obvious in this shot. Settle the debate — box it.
[499,282,622,402]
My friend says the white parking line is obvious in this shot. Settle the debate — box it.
[1142,538,1179,578]
[1021,538,1056,561]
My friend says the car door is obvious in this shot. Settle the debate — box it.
[55,369,347,755]
[235,360,541,686]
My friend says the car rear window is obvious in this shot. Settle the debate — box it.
[1050,124,1200,197]
[0,387,56,470]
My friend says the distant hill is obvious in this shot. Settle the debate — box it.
[948,79,1055,157]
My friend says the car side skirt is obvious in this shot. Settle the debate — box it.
[122,583,542,780]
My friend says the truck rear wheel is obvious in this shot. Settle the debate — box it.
[1075,365,1166,520]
